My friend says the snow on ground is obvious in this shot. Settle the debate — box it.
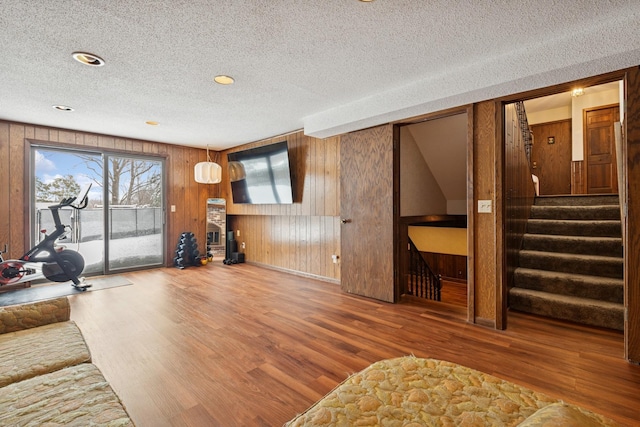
[66,233,163,273]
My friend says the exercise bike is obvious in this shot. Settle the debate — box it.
[0,184,92,291]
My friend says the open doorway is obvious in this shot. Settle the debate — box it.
[505,80,624,332]
[398,113,468,310]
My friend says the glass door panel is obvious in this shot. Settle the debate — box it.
[32,148,105,275]
[106,155,164,271]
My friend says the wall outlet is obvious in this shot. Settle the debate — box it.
[241,242,245,249]
[170,205,176,212]
[236,229,240,237]
[478,200,492,213]
[331,254,340,264]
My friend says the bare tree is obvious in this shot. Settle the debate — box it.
[78,155,161,206]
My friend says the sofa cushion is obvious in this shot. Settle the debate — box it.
[518,402,615,427]
[0,363,134,426]
[0,320,91,387]
[285,356,620,427]
[0,297,70,334]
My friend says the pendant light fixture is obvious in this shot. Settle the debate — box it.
[228,161,246,182]
[194,146,222,184]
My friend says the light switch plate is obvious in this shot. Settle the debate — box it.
[478,200,492,213]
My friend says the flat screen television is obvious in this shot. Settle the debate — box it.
[227,141,294,204]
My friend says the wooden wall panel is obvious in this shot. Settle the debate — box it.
[571,160,586,194]
[221,131,340,282]
[473,101,501,328]
[0,120,214,267]
[625,66,640,363]
[0,122,9,257]
[420,252,468,280]
[227,214,340,282]
[9,124,26,256]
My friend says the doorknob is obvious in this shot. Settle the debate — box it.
[341,219,351,224]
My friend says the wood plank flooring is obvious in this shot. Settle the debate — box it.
[67,264,640,426]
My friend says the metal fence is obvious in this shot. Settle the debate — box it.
[37,207,163,243]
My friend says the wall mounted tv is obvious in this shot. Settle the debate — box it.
[227,141,294,204]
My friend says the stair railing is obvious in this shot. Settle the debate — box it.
[406,238,441,301]
[514,101,533,166]
[614,121,625,239]
[504,101,537,294]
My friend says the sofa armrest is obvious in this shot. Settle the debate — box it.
[0,297,70,334]
[517,403,619,426]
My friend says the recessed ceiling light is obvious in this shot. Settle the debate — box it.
[52,105,74,112]
[214,75,235,85]
[72,52,105,67]
[145,121,159,126]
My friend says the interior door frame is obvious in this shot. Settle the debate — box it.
[393,105,474,320]
[497,67,640,361]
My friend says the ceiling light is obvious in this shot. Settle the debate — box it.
[571,88,585,97]
[145,121,159,126]
[194,146,222,184]
[214,75,235,85]
[52,105,74,111]
[72,52,105,67]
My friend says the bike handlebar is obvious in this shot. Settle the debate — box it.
[47,184,92,210]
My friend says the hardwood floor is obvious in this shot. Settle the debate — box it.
[440,278,467,307]
[67,264,640,426]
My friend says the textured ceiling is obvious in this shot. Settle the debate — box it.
[1,1,639,150]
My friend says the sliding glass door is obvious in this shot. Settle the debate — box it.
[32,146,165,275]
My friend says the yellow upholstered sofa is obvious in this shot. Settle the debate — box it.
[285,356,620,427]
[0,296,134,426]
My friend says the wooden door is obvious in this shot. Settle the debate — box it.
[340,124,395,302]
[585,105,620,194]
[530,120,572,195]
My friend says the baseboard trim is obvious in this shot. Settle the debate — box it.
[474,316,497,329]
[246,261,340,285]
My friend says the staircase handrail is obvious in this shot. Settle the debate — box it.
[407,238,441,301]
[514,101,533,167]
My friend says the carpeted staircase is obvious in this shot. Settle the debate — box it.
[509,194,624,330]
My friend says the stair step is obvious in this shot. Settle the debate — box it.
[526,219,621,237]
[522,234,623,257]
[534,195,619,206]
[509,287,623,330]
[513,268,623,303]
[515,193,624,330]
[519,250,623,279]
[530,205,620,220]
